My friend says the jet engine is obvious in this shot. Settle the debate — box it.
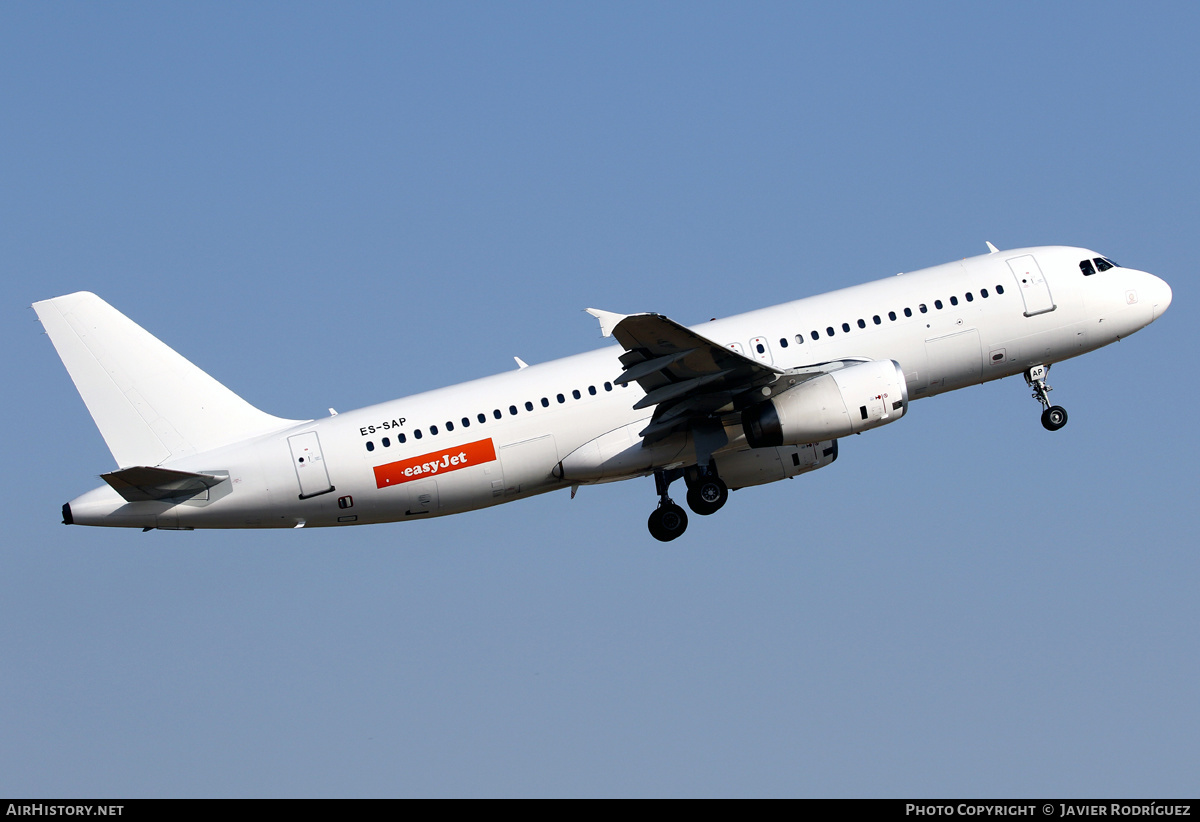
[742,359,908,448]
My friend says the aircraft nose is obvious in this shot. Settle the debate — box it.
[1147,273,1173,320]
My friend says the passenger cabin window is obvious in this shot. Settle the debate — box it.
[919,304,928,313]
[572,389,581,400]
[414,429,423,439]
[811,330,820,341]
[588,385,597,395]
[873,315,881,325]
[935,300,943,310]
[904,307,912,317]
[779,337,788,348]
[888,311,897,321]
[842,322,850,333]
[366,441,375,452]
[525,401,534,411]
[493,409,502,419]
[382,437,390,447]
[398,433,407,443]
[857,319,866,329]
[477,413,486,424]
[950,296,958,306]
[462,417,470,427]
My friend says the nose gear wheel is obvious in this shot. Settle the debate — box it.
[1041,405,1068,431]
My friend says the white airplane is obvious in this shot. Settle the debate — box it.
[34,244,1171,541]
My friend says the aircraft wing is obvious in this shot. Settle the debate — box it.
[588,310,783,442]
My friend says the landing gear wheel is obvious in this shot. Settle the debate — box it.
[686,477,728,516]
[648,502,689,542]
[1041,405,1068,431]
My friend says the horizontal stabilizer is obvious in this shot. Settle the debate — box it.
[101,466,226,502]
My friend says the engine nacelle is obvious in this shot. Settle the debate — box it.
[742,359,908,448]
[714,439,838,490]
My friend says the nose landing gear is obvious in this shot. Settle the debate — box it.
[1025,364,1068,431]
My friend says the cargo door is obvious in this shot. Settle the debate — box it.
[925,329,982,393]
[499,435,559,497]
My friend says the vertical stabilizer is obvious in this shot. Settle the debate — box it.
[34,292,302,467]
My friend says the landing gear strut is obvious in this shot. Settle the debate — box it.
[647,468,688,542]
[1025,364,1068,431]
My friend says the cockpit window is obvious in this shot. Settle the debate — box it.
[1081,257,1121,275]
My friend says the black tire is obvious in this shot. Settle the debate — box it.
[686,477,728,516]
[1041,405,1068,431]
[648,502,689,542]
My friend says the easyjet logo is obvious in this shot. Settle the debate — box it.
[374,438,497,488]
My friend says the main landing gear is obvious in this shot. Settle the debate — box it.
[685,465,729,517]
[1025,364,1068,432]
[647,464,730,541]
[648,468,688,542]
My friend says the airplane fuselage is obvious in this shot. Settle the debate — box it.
[54,245,1171,533]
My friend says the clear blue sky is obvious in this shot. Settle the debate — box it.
[3,1,1196,797]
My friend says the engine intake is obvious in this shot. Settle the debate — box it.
[743,359,908,448]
